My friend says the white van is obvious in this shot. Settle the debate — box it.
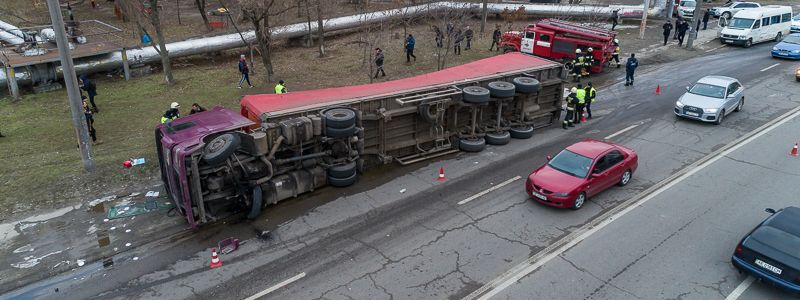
[719,6,792,47]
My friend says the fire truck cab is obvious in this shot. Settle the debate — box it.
[500,19,618,74]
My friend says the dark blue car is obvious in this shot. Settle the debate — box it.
[732,206,800,295]
[772,33,800,59]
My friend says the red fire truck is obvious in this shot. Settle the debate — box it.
[499,19,618,73]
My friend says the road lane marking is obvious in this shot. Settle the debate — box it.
[604,124,640,140]
[705,45,726,53]
[464,104,800,300]
[244,272,306,300]
[458,176,522,205]
[725,276,755,300]
[760,63,780,72]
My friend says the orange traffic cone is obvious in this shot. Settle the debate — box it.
[210,248,223,268]
[655,85,661,95]
[437,167,446,181]
[580,112,587,123]
[791,143,799,157]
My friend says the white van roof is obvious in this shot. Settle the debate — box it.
[733,6,792,19]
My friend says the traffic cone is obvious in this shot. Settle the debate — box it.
[791,143,799,157]
[581,112,587,123]
[210,248,223,268]
[655,85,661,95]
[437,167,446,181]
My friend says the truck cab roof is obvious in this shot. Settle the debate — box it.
[158,106,254,150]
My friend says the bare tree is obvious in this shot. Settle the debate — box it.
[315,0,325,57]
[240,0,296,82]
[137,0,174,84]
[194,0,213,32]
[428,2,469,71]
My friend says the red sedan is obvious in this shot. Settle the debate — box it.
[526,139,638,210]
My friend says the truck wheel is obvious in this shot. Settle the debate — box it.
[512,77,541,94]
[418,99,443,123]
[328,161,357,178]
[328,172,358,187]
[488,81,516,98]
[203,133,241,166]
[462,86,491,104]
[509,126,534,139]
[247,185,263,220]
[325,124,356,138]
[459,137,486,152]
[323,108,357,129]
[485,131,511,145]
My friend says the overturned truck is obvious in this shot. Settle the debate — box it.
[156,53,565,227]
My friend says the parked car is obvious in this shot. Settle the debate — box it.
[732,207,800,295]
[675,76,744,125]
[525,139,638,210]
[772,33,800,59]
[677,0,697,19]
[710,1,760,20]
[792,14,800,33]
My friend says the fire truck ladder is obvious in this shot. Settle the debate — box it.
[539,19,616,39]
[394,87,461,165]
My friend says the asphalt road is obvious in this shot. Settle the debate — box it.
[7,41,800,299]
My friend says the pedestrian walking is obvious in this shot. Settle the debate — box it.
[611,39,621,68]
[677,20,689,46]
[433,25,444,48]
[238,55,253,89]
[702,9,711,30]
[464,26,473,50]
[453,29,463,55]
[161,102,181,124]
[190,103,207,115]
[673,16,682,40]
[275,80,287,94]
[563,87,578,129]
[662,21,673,46]
[489,25,502,51]
[82,96,101,144]
[574,83,586,124]
[585,82,596,119]
[79,74,98,112]
[405,34,417,62]
[373,48,386,78]
[611,9,620,31]
[625,53,638,86]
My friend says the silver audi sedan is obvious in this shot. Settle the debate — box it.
[674,76,745,125]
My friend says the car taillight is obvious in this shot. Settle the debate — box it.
[735,244,743,255]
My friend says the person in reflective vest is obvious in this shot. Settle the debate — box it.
[574,84,586,124]
[585,82,596,119]
[612,39,621,68]
[275,80,287,94]
[572,48,585,82]
[583,47,595,76]
[563,87,578,129]
[161,102,180,124]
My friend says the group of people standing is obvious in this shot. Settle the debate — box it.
[431,23,476,56]
[563,83,597,129]
[662,10,712,47]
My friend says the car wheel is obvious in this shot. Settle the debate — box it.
[485,131,511,145]
[509,126,534,139]
[722,12,731,19]
[459,137,487,152]
[715,110,725,125]
[735,98,744,112]
[775,32,783,42]
[487,81,516,98]
[744,39,752,48]
[462,86,491,104]
[203,133,241,166]
[618,170,632,186]
[571,192,586,210]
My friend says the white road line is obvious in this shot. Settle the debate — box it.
[725,276,755,300]
[244,272,306,300]
[705,45,726,53]
[458,176,522,205]
[760,63,780,72]
[604,124,640,140]
[464,104,800,300]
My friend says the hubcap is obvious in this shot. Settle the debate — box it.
[622,171,631,184]
[574,194,585,208]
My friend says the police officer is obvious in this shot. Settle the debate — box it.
[612,39,621,68]
[161,102,180,124]
[585,82,596,119]
[563,87,579,129]
[275,80,287,94]
[574,83,586,124]
[572,48,585,82]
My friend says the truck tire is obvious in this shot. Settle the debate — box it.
[509,126,534,139]
[418,99,443,123]
[485,131,511,145]
[203,133,241,166]
[462,86,491,104]
[459,137,486,152]
[513,77,540,94]
[488,81,516,98]
[328,172,358,187]
[328,161,357,178]
[247,185,263,220]
[323,108,357,129]
[325,124,357,138]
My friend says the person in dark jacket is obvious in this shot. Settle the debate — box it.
[374,48,386,78]
[702,10,711,30]
[238,55,253,89]
[611,9,620,31]
[433,25,444,48]
[673,16,682,40]
[190,103,206,115]
[662,21,673,46]
[405,34,417,63]
[83,96,101,144]
[453,29,463,55]
[161,102,180,124]
[489,25,502,51]
[625,53,638,86]
[563,87,578,129]
[464,26,474,50]
[677,20,689,46]
[79,74,98,112]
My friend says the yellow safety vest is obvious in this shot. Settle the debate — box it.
[161,116,176,124]
[576,89,586,104]
[588,87,596,102]
[575,56,585,66]
[275,84,286,94]
[613,46,620,55]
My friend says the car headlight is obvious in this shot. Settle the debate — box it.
[773,46,779,51]
[676,100,685,107]
[738,36,746,40]
[704,108,719,113]
[554,192,570,197]
[796,69,800,75]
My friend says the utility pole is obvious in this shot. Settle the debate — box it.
[480,0,488,34]
[638,0,649,39]
[46,0,96,172]
[685,0,705,49]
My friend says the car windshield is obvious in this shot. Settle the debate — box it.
[681,1,696,7]
[794,15,800,21]
[547,150,593,178]
[729,18,755,29]
[783,35,800,45]
[721,2,733,7]
[689,83,726,98]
